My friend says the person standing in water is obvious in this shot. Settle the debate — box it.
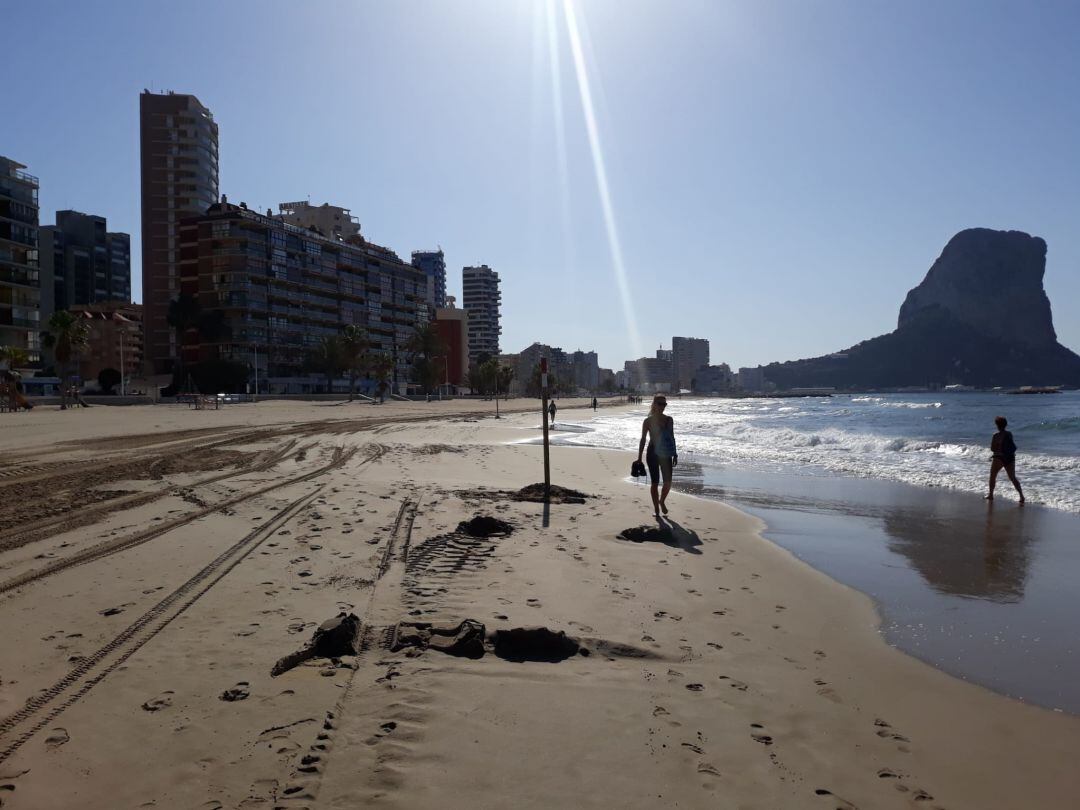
[986,415,1024,504]
[637,394,677,516]
[548,399,557,427]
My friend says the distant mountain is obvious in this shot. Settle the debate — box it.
[764,229,1080,390]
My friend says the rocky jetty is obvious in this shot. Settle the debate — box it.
[765,229,1080,389]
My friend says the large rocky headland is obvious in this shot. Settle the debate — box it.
[764,228,1080,390]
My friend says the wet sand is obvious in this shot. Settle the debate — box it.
[1,401,1079,808]
[675,461,1080,713]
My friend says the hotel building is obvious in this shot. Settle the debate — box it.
[0,156,40,362]
[462,264,501,365]
[140,91,219,375]
[179,200,428,393]
[39,210,130,318]
[411,249,446,309]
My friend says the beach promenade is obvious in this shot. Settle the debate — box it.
[0,400,1078,808]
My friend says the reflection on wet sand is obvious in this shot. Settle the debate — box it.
[882,501,1035,602]
[668,458,1080,712]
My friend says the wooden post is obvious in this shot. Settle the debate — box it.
[540,357,550,499]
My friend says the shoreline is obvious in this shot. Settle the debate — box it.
[1,402,1078,807]
[547,404,1080,713]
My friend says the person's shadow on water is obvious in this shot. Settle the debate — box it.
[617,518,703,555]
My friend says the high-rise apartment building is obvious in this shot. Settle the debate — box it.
[277,202,360,241]
[0,156,41,362]
[672,336,710,391]
[571,349,600,391]
[140,91,219,375]
[462,264,501,365]
[39,210,130,319]
[411,249,446,309]
[624,356,672,393]
[179,200,428,393]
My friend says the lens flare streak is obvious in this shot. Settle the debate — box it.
[561,0,642,358]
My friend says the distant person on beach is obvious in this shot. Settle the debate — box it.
[986,415,1024,504]
[592,397,598,411]
[637,394,678,516]
[548,400,557,427]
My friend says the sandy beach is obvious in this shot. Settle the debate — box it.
[1,400,1079,809]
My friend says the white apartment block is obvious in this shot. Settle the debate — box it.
[462,264,501,364]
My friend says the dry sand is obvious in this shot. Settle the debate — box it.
[0,400,1078,809]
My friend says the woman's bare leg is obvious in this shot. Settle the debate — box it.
[649,481,660,515]
[659,458,673,514]
[1005,462,1025,503]
[987,459,1003,499]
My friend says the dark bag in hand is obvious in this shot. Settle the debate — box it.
[631,460,647,478]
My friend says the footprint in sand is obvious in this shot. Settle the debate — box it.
[141,691,175,712]
[873,718,909,742]
[697,761,721,777]
[813,788,859,809]
[45,727,70,749]
[526,598,542,608]
[750,724,773,746]
[718,675,748,691]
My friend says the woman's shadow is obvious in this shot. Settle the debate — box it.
[617,517,703,554]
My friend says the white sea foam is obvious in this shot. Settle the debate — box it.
[567,394,1080,514]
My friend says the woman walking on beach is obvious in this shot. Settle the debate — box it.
[986,415,1024,504]
[637,394,678,516]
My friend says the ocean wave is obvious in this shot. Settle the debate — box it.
[567,400,1080,514]
[1021,416,1080,434]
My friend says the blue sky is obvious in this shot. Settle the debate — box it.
[4,0,1079,370]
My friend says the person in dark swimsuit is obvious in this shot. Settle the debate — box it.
[986,415,1024,504]
[637,394,677,516]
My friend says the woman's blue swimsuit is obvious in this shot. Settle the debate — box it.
[646,424,677,483]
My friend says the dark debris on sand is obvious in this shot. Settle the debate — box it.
[457,515,514,537]
[514,484,590,504]
[461,484,591,504]
[391,619,584,662]
[271,613,360,676]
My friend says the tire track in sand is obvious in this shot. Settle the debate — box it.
[271,491,425,805]
[0,444,379,597]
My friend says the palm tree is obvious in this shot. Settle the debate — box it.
[307,335,345,394]
[41,311,90,409]
[497,364,515,398]
[340,324,369,401]
[0,346,29,370]
[369,354,395,402]
[406,322,449,395]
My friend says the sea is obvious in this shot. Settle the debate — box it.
[563,392,1080,513]
[552,391,1080,713]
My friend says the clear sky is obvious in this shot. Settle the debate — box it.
[5,0,1079,371]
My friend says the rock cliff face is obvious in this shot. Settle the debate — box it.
[897,229,1056,348]
[764,229,1080,390]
